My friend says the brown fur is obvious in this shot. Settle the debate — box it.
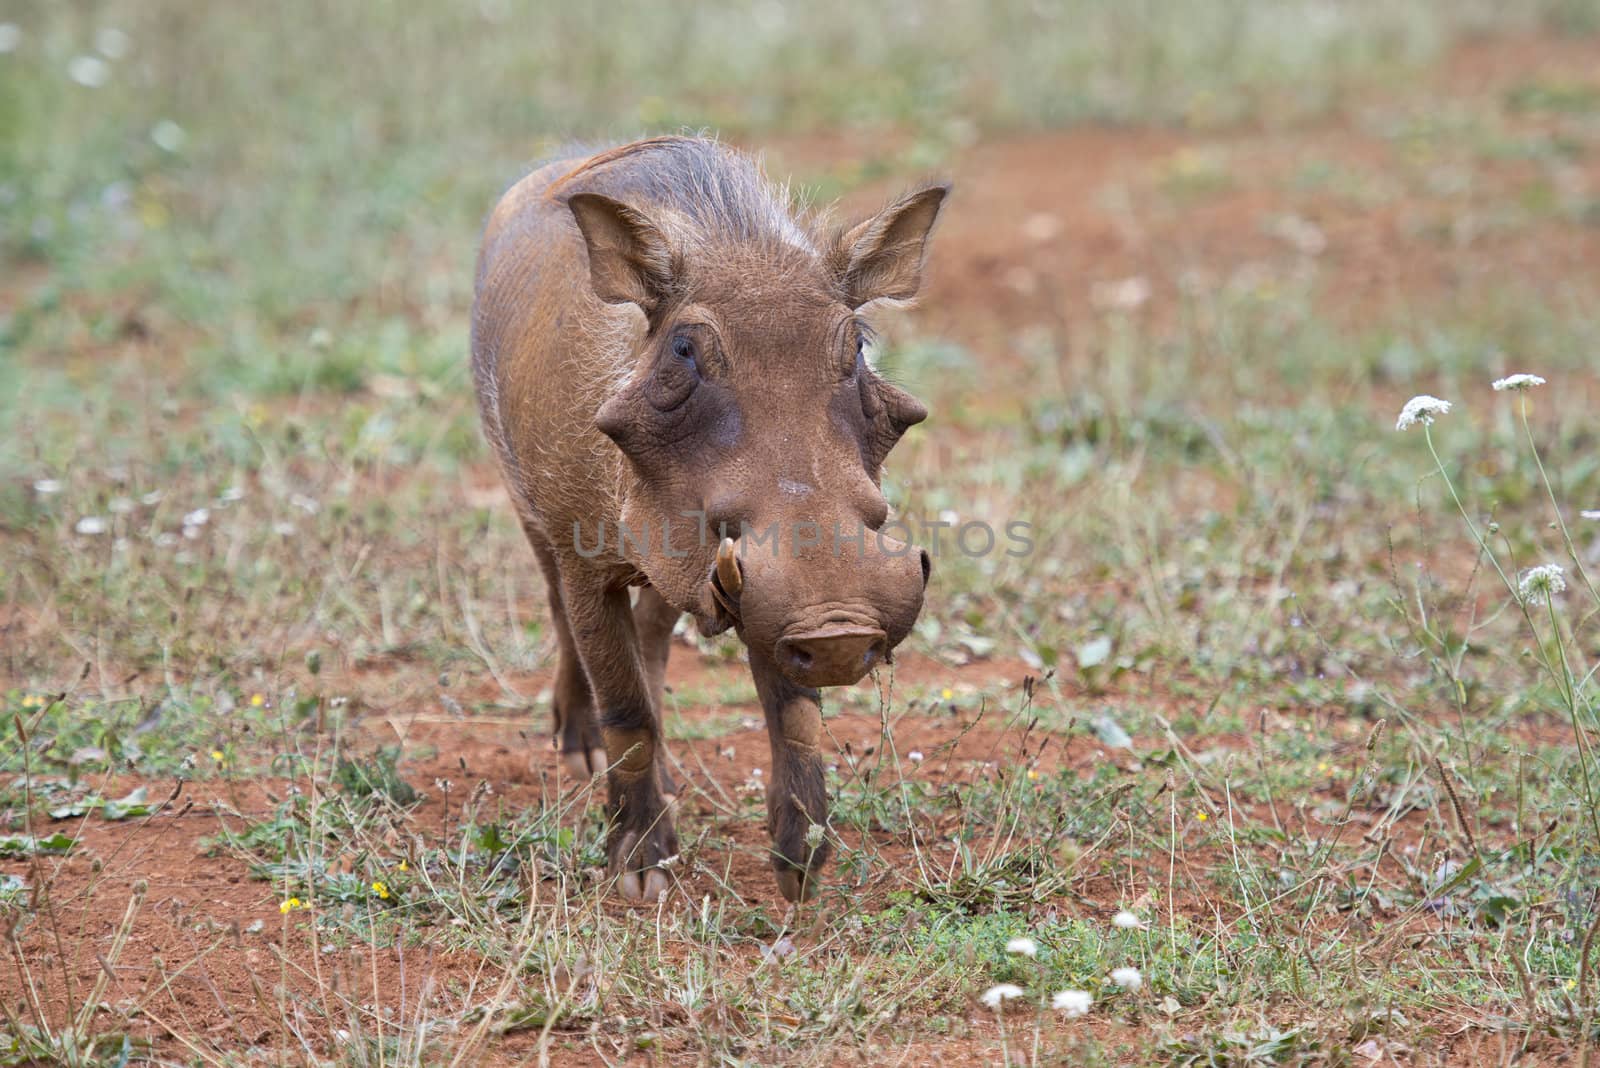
[471,136,946,901]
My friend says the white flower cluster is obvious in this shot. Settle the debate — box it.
[1052,989,1093,1017]
[1395,395,1451,431]
[1517,564,1567,607]
[1110,966,1143,991]
[978,922,1147,1018]
[1004,937,1038,958]
[1491,373,1546,392]
[979,983,1024,1010]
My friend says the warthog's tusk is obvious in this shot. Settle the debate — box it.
[716,537,743,597]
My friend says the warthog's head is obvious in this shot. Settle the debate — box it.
[569,181,946,687]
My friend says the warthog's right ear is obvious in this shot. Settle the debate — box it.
[567,193,677,312]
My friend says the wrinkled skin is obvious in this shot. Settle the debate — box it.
[471,137,944,902]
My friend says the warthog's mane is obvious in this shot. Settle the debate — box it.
[544,135,817,256]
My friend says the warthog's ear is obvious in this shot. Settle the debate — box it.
[567,193,677,311]
[831,184,949,308]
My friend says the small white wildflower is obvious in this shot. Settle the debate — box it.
[908,749,925,763]
[100,181,131,213]
[1395,395,1451,431]
[218,486,245,503]
[272,521,297,537]
[1091,276,1152,312]
[1052,989,1093,1017]
[1112,910,1144,930]
[1005,936,1038,958]
[1581,510,1600,521]
[67,55,110,88]
[94,28,130,59]
[141,489,164,506]
[151,120,186,153]
[980,983,1025,1010]
[1021,213,1062,242]
[1517,564,1567,606]
[75,516,109,535]
[0,24,20,54]
[1109,966,1143,991]
[33,478,62,495]
[108,496,135,514]
[804,822,825,850]
[761,935,796,961]
[290,493,320,514]
[183,507,210,528]
[1271,214,1326,256]
[1492,373,1546,392]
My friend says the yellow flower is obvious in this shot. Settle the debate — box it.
[371,881,390,900]
[211,750,225,762]
[1027,768,1040,781]
[249,693,265,708]
[398,860,408,872]
[279,897,302,914]
[1196,811,1208,822]
[940,687,954,700]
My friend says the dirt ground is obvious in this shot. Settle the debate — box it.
[7,29,1600,1066]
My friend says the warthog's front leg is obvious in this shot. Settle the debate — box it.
[560,567,679,903]
[748,644,830,902]
[528,533,605,777]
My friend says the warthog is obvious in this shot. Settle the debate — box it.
[471,136,945,902]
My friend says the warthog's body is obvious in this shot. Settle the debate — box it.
[471,136,945,900]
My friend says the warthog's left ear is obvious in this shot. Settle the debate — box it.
[830,184,949,308]
[567,193,678,312]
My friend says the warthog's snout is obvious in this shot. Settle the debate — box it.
[713,535,933,688]
[777,624,888,687]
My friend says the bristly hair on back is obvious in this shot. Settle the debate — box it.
[546,135,816,254]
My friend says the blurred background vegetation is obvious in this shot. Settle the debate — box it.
[3,0,1594,343]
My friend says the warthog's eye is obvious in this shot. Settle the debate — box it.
[848,323,874,383]
[647,331,702,411]
[856,352,882,420]
[670,333,699,368]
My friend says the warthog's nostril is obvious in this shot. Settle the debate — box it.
[919,548,932,587]
[776,626,887,687]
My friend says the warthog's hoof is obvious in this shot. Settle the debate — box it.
[774,864,815,903]
[561,747,609,780]
[620,864,671,905]
[609,817,679,905]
